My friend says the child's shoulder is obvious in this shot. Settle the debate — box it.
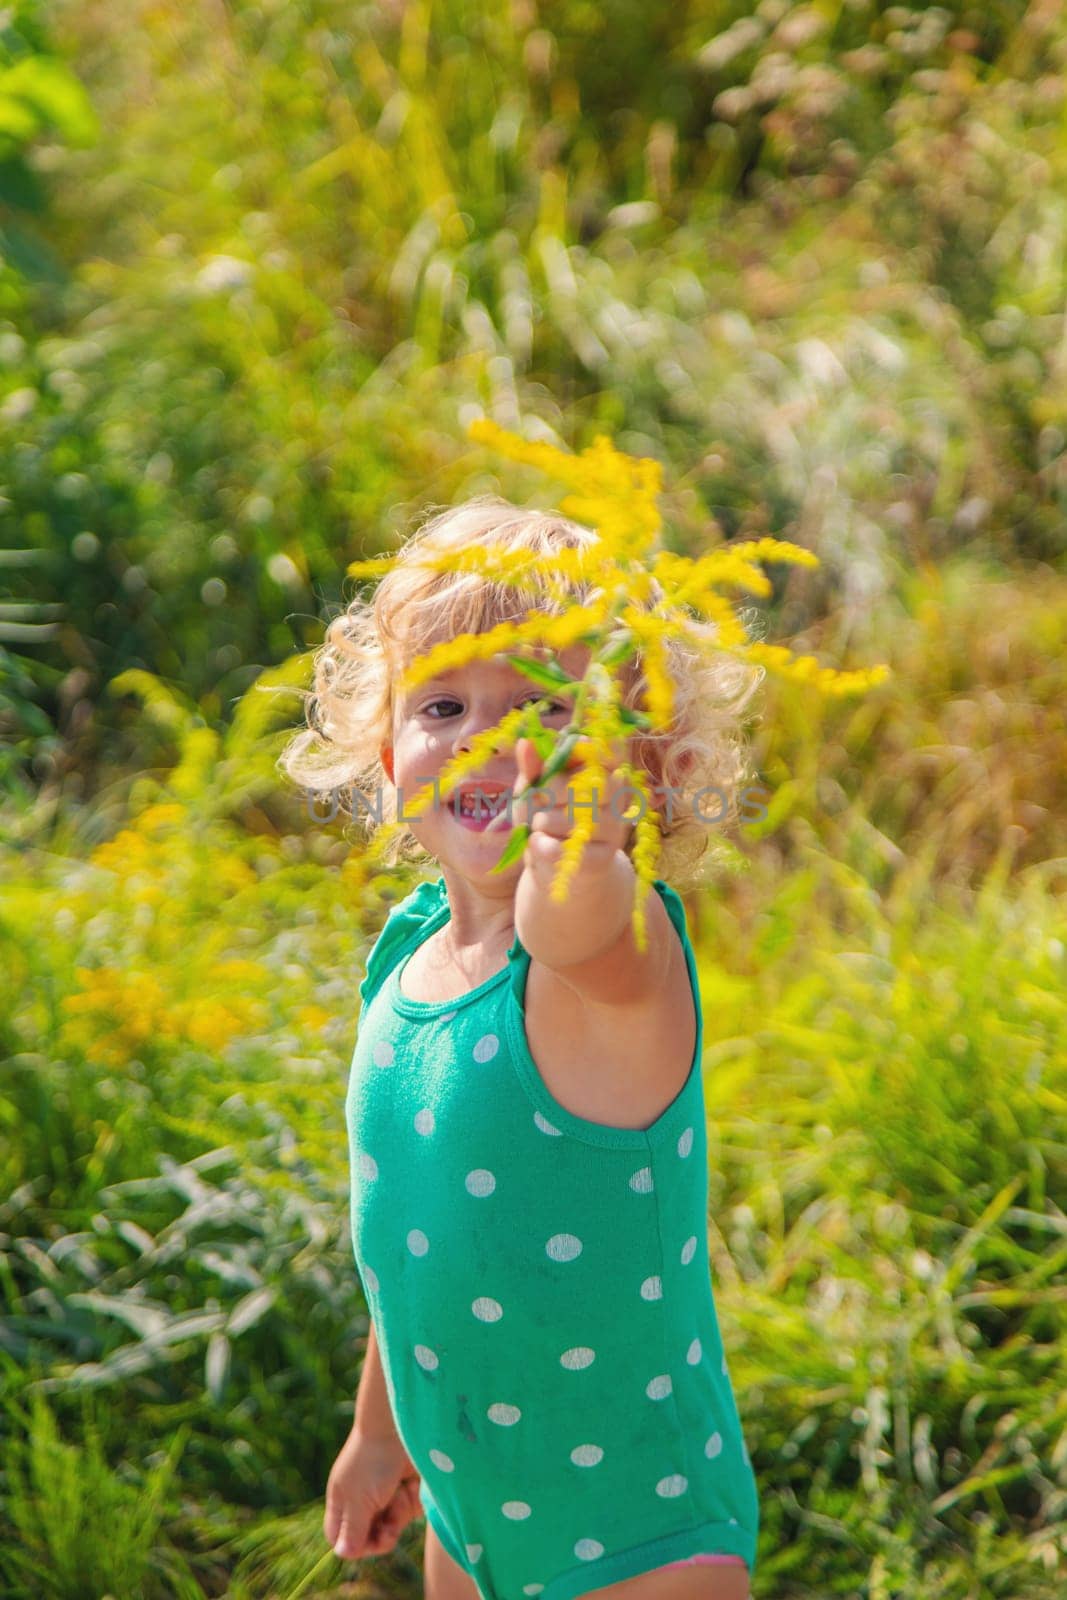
[358,876,448,1010]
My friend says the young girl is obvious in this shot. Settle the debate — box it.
[286,498,763,1600]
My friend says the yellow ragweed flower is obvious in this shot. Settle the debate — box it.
[468,419,664,566]
[90,829,151,874]
[627,786,662,953]
[534,598,611,652]
[400,602,611,694]
[346,553,404,580]
[623,612,677,728]
[406,544,552,586]
[352,418,891,910]
[400,620,524,691]
[59,966,169,1066]
[133,803,187,835]
[549,754,606,903]
[743,643,891,697]
[297,1004,333,1033]
[166,995,266,1051]
[728,537,820,570]
[545,687,624,903]
[655,546,773,603]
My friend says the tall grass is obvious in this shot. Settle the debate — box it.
[7,0,1067,793]
[1,1394,199,1599]
[2,562,1064,1596]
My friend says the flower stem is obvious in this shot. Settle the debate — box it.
[281,1545,338,1600]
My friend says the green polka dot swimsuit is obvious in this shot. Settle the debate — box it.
[346,875,759,1599]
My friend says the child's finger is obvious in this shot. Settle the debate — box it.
[331,1508,367,1560]
[515,738,542,788]
[323,1499,340,1545]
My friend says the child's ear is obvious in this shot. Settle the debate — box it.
[380,745,395,784]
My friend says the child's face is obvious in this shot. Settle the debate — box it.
[381,646,595,888]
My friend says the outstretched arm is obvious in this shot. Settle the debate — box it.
[512,738,671,1006]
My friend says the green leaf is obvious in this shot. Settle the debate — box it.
[519,703,556,759]
[506,654,579,691]
[1,58,100,147]
[489,823,530,874]
[0,218,65,281]
[0,152,45,211]
[0,97,37,141]
[616,705,652,729]
[598,633,636,667]
[540,729,580,781]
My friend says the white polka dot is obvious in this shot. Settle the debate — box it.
[546,1233,582,1262]
[440,1010,457,1024]
[574,1538,604,1561]
[560,1346,596,1370]
[681,1235,697,1265]
[570,1444,603,1466]
[640,1275,663,1301]
[656,1473,688,1498]
[363,1264,379,1293]
[372,1039,395,1067]
[502,1501,531,1520]
[677,1126,694,1158]
[472,1296,503,1322]
[357,1152,378,1181]
[522,1587,544,1597]
[407,1229,429,1256]
[729,1518,738,1526]
[534,1111,562,1136]
[629,1166,654,1194]
[414,1344,438,1371]
[721,1352,728,1376]
[429,1449,454,1472]
[705,1431,723,1459]
[742,1441,751,1467]
[465,1169,496,1197]
[488,1403,521,1425]
[646,1374,672,1400]
[466,1544,483,1563]
[473,1033,499,1063]
[414,1108,435,1136]
[687,1337,702,1364]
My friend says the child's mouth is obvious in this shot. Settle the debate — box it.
[451,793,511,832]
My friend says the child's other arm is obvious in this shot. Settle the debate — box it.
[353,1320,415,1463]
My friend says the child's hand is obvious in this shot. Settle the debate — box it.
[514,734,634,877]
[324,1428,422,1561]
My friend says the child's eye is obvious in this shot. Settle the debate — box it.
[521,695,568,714]
[422,694,569,718]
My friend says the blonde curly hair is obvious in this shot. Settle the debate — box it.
[278,496,766,887]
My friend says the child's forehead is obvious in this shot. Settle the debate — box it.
[400,640,589,685]
[398,654,561,696]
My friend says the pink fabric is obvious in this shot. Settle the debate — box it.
[660,1553,748,1569]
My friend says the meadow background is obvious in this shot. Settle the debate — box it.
[1,1,1065,1596]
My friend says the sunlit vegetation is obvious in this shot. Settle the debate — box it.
[1,2,1065,1596]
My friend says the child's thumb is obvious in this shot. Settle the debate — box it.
[330,1504,371,1561]
[515,738,542,787]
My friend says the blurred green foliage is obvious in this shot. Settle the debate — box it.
[3,0,1067,817]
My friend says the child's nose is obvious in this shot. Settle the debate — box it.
[455,723,501,757]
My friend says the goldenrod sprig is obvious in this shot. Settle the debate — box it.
[349,418,890,919]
